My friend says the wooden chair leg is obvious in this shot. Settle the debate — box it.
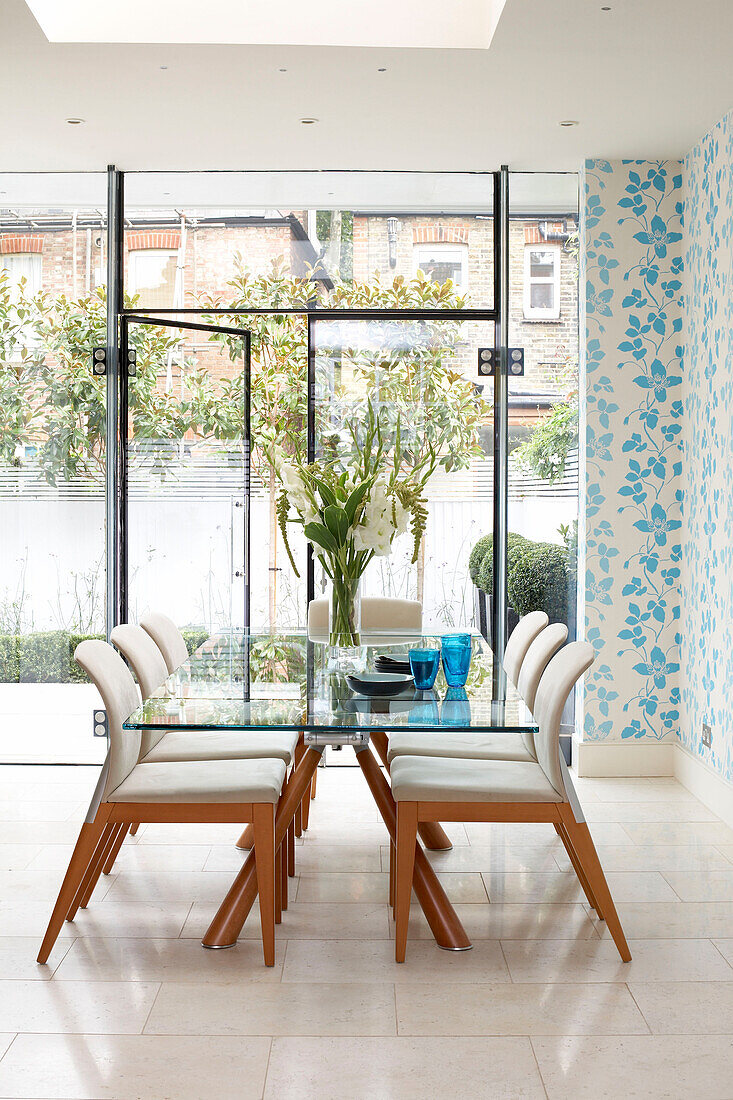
[395,802,418,963]
[236,824,254,850]
[554,821,601,914]
[280,838,288,910]
[388,841,395,913]
[103,823,130,875]
[287,819,295,877]
[252,803,276,966]
[310,767,318,799]
[79,824,122,909]
[37,813,110,964]
[66,823,115,921]
[301,784,311,831]
[275,845,283,924]
[129,823,139,836]
[559,805,631,962]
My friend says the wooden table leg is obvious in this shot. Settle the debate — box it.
[355,744,471,951]
[370,732,453,852]
[202,746,323,948]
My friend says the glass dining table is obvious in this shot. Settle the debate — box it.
[124,630,538,952]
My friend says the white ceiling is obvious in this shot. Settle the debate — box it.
[25,0,508,49]
[2,0,732,172]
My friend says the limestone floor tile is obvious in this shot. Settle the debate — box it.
[0,820,87,845]
[205,841,382,873]
[0,844,42,870]
[531,1034,733,1100]
[0,1035,14,1062]
[619,821,733,846]
[572,778,697,803]
[482,870,677,905]
[145,980,397,1036]
[0,780,99,803]
[594,902,733,939]
[295,870,487,904]
[716,845,733,865]
[501,938,733,983]
[282,938,510,984]
[713,940,733,967]
[554,843,732,873]
[0,899,77,939]
[462,820,562,845]
[181,899,391,940]
[263,1036,547,1100]
[112,843,213,872]
[393,902,598,941]
[395,981,648,1035]
[0,765,99,785]
[0,978,159,1033]
[102,870,244,905]
[53,936,285,983]
[0,868,113,903]
[67,901,193,940]
[0,936,74,980]
[0,799,81,822]
[409,842,562,874]
[663,870,733,902]
[629,981,733,1034]
[0,1033,271,1100]
[584,800,719,823]
[134,821,252,845]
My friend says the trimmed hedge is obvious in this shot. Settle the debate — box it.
[471,532,570,625]
[0,628,212,683]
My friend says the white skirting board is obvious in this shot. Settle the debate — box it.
[673,744,733,830]
[573,738,675,777]
[573,738,733,828]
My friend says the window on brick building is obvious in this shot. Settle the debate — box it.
[128,249,177,308]
[413,243,468,289]
[0,252,42,300]
[523,244,561,320]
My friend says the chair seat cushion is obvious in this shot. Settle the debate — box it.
[142,730,299,765]
[390,755,562,804]
[387,732,534,764]
[108,757,286,805]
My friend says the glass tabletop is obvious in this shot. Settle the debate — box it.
[123,631,537,740]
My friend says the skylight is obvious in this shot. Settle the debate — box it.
[24,0,508,49]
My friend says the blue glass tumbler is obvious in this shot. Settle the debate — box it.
[441,686,472,727]
[441,634,472,688]
[409,648,440,690]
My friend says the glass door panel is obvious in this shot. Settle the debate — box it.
[311,316,495,631]
[123,316,250,637]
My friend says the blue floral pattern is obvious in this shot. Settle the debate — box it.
[581,159,684,742]
[680,110,733,784]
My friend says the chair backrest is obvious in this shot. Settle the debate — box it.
[533,641,595,797]
[307,596,422,634]
[140,611,189,675]
[74,640,142,801]
[111,624,170,758]
[502,611,549,687]
[517,622,568,712]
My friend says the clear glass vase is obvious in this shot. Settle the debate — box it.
[328,574,366,672]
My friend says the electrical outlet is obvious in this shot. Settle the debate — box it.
[702,722,712,749]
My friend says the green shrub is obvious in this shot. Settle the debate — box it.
[508,541,569,623]
[468,534,493,583]
[0,631,71,683]
[474,533,529,595]
[182,630,209,656]
[68,633,105,682]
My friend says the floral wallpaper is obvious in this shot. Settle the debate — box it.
[680,110,733,784]
[580,159,684,743]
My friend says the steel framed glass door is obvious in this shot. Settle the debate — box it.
[119,315,251,635]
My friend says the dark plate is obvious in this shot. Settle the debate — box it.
[346,671,414,697]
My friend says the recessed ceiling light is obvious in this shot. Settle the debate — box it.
[299,117,319,125]
[377,67,387,72]
[559,119,579,127]
[279,67,287,72]
[65,117,85,125]
[160,64,168,70]
[601,5,611,9]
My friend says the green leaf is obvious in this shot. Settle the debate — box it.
[343,482,368,525]
[323,504,349,544]
[304,522,339,555]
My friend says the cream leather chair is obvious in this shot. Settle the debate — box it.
[386,618,568,765]
[307,596,422,635]
[502,610,548,686]
[391,642,631,964]
[38,641,286,966]
[140,611,189,675]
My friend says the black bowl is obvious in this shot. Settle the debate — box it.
[346,671,414,697]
